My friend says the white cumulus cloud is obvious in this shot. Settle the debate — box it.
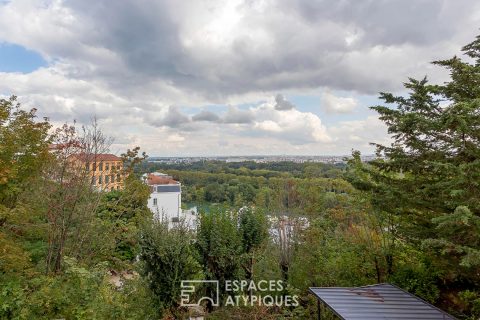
[321,91,357,114]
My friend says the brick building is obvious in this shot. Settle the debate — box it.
[71,153,126,191]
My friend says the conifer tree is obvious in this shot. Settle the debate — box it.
[347,35,480,315]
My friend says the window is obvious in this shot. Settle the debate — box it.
[105,175,109,184]
[117,163,121,170]
[111,174,115,183]
[85,163,90,171]
[116,185,120,190]
[106,162,109,171]
[99,162,103,171]
[93,163,97,171]
[153,198,157,206]
[91,176,96,185]
[117,174,121,182]
[110,187,114,191]
[98,175,103,184]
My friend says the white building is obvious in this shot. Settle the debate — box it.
[143,172,197,229]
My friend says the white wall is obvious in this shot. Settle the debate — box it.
[147,185,197,230]
[148,191,181,222]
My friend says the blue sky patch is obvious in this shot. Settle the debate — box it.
[0,42,47,73]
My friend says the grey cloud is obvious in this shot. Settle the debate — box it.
[6,0,476,101]
[222,106,254,124]
[218,140,228,147]
[274,94,295,110]
[192,110,220,122]
[160,106,190,127]
[1,0,480,160]
[65,1,185,78]
[286,1,454,46]
[190,106,259,125]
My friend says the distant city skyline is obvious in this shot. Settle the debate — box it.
[146,154,377,164]
[1,1,479,156]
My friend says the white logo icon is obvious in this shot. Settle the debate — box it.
[180,280,220,307]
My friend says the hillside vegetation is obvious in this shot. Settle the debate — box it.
[1,35,480,319]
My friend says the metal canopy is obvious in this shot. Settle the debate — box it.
[309,283,456,320]
[156,185,180,193]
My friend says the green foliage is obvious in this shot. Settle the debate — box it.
[140,160,345,208]
[459,290,480,319]
[206,305,296,319]
[121,146,148,176]
[389,265,440,304]
[140,219,203,317]
[346,35,480,316]
[142,160,344,179]
[196,209,244,293]
[239,207,269,296]
[290,214,376,289]
[239,208,268,254]
[0,257,156,320]
[97,177,151,265]
[0,232,32,276]
[0,99,157,319]
[7,50,480,320]
[0,96,51,207]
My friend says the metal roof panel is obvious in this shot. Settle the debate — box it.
[309,283,455,320]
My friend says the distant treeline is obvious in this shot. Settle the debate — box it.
[140,160,345,179]
[138,160,348,209]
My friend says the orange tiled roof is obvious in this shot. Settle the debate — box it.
[145,174,179,185]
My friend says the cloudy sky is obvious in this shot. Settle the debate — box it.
[0,0,479,156]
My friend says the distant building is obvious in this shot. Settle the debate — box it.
[143,172,197,229]
[70,153,126,191]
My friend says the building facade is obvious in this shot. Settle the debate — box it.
[71,153,126,191]
[144,172,197,229]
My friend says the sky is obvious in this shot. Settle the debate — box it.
[0,0,479,156]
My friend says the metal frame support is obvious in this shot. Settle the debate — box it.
[317,300,321,320]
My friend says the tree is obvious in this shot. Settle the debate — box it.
[239,208,268,283]
[196,209,243,310]
[97,171,151,265]
[140,219,202,317]
[41,122,112,273]
[0,96,51,207]
[121,146,147,176]
[347,35,480,316]
[238,207,268,300]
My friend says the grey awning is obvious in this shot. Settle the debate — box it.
[156,185,180,192]
[309,283,455,320]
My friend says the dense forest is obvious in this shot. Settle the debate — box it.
[140,160,346,207]
[1,35,480,319]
